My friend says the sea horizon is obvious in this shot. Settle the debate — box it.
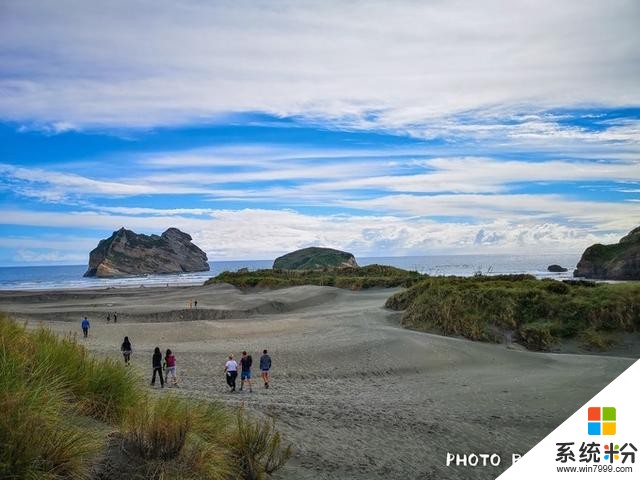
[0,252,582,291]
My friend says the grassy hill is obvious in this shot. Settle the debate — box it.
[272,247,357,270]
[385,275,640,351]
[0,314,290,480]
[205,265,424,290]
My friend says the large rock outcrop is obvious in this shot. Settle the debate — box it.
[84,227,210,277]
[273,247,358,270]
[574,226,640,280]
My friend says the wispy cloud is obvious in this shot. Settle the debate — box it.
[341,194,639,231]
[3,153,639,203]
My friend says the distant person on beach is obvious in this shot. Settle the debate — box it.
[260,349,272,389]
[164,349,178,387]
[194,300,198,309]
[239,351,253,393]
[113,313,117,323]
[224,354,238,392]
[121,336,132,365]
[151,347,164,387]
[107,313,110,323]
[81,316,90,338]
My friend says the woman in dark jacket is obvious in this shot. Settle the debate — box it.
[151,346,164,387]
[121,336,132,365]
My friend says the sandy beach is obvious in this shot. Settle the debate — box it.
[0,284,635,480]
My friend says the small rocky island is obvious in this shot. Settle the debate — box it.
[547,264,568,273]
[84,227,209,278]
[574,226,640,280]
[273,247,358,270]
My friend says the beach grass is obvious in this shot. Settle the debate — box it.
[121,395,234,479]
[205,264,423,290]
[232,406,292,480]
[0,314,291,479]
[385,275,640,351]
[1,317,103,479]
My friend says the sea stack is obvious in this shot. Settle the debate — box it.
[273,247,358,270]
[84,227,210,277]
[574,226,640,280]
[547,264,568,273]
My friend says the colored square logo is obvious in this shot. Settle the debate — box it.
[588,407,617,435]
[588,407,601,421]
[588,422,601,435]
[603,422,616,435]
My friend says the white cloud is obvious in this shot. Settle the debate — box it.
[341,194,639,231]
[1,0,638,129]
[0,207,631,261]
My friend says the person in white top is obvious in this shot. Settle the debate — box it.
[224,353,238,392]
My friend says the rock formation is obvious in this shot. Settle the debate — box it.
[84,227,209,277]
[273,247,358,270]
[547,264,568,273]
[573,226,640,280]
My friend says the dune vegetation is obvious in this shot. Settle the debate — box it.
[385,275,640,351]
[0,314,291,480]
[205,264,423,290]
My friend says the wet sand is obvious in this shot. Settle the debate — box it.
[0,284,635,479]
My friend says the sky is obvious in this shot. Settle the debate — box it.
[0,0,639,266]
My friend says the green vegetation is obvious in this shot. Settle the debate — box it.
[0,314,291,479]
[272,247,356,270]
[232,407,292,480]
[385,275,640,351]
[205,264,424,290]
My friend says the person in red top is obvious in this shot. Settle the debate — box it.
[164,349,178,387]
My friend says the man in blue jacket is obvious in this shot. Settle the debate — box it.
[81,316,90,338]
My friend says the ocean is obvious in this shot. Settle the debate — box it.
[0,253,581,291]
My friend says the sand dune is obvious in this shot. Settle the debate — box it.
[0,284,635,479]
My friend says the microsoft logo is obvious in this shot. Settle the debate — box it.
[588,407,616,436]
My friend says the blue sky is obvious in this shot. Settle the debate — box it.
[1,1,639,266]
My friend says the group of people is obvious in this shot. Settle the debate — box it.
[223,349,272,393]
[81,316,273,391]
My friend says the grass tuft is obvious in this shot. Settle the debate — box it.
[120,395,234,479]
[232,407,292,480]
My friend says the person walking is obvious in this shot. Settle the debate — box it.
[239,351,253,393]
[107,312,111,323]
[121,336,132,365]
[224,354,238,392]
[81,316,90,338]
[260,349,272,389]
[164,349,178,387]
[151,347,164,387]
[113,312,117,323]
